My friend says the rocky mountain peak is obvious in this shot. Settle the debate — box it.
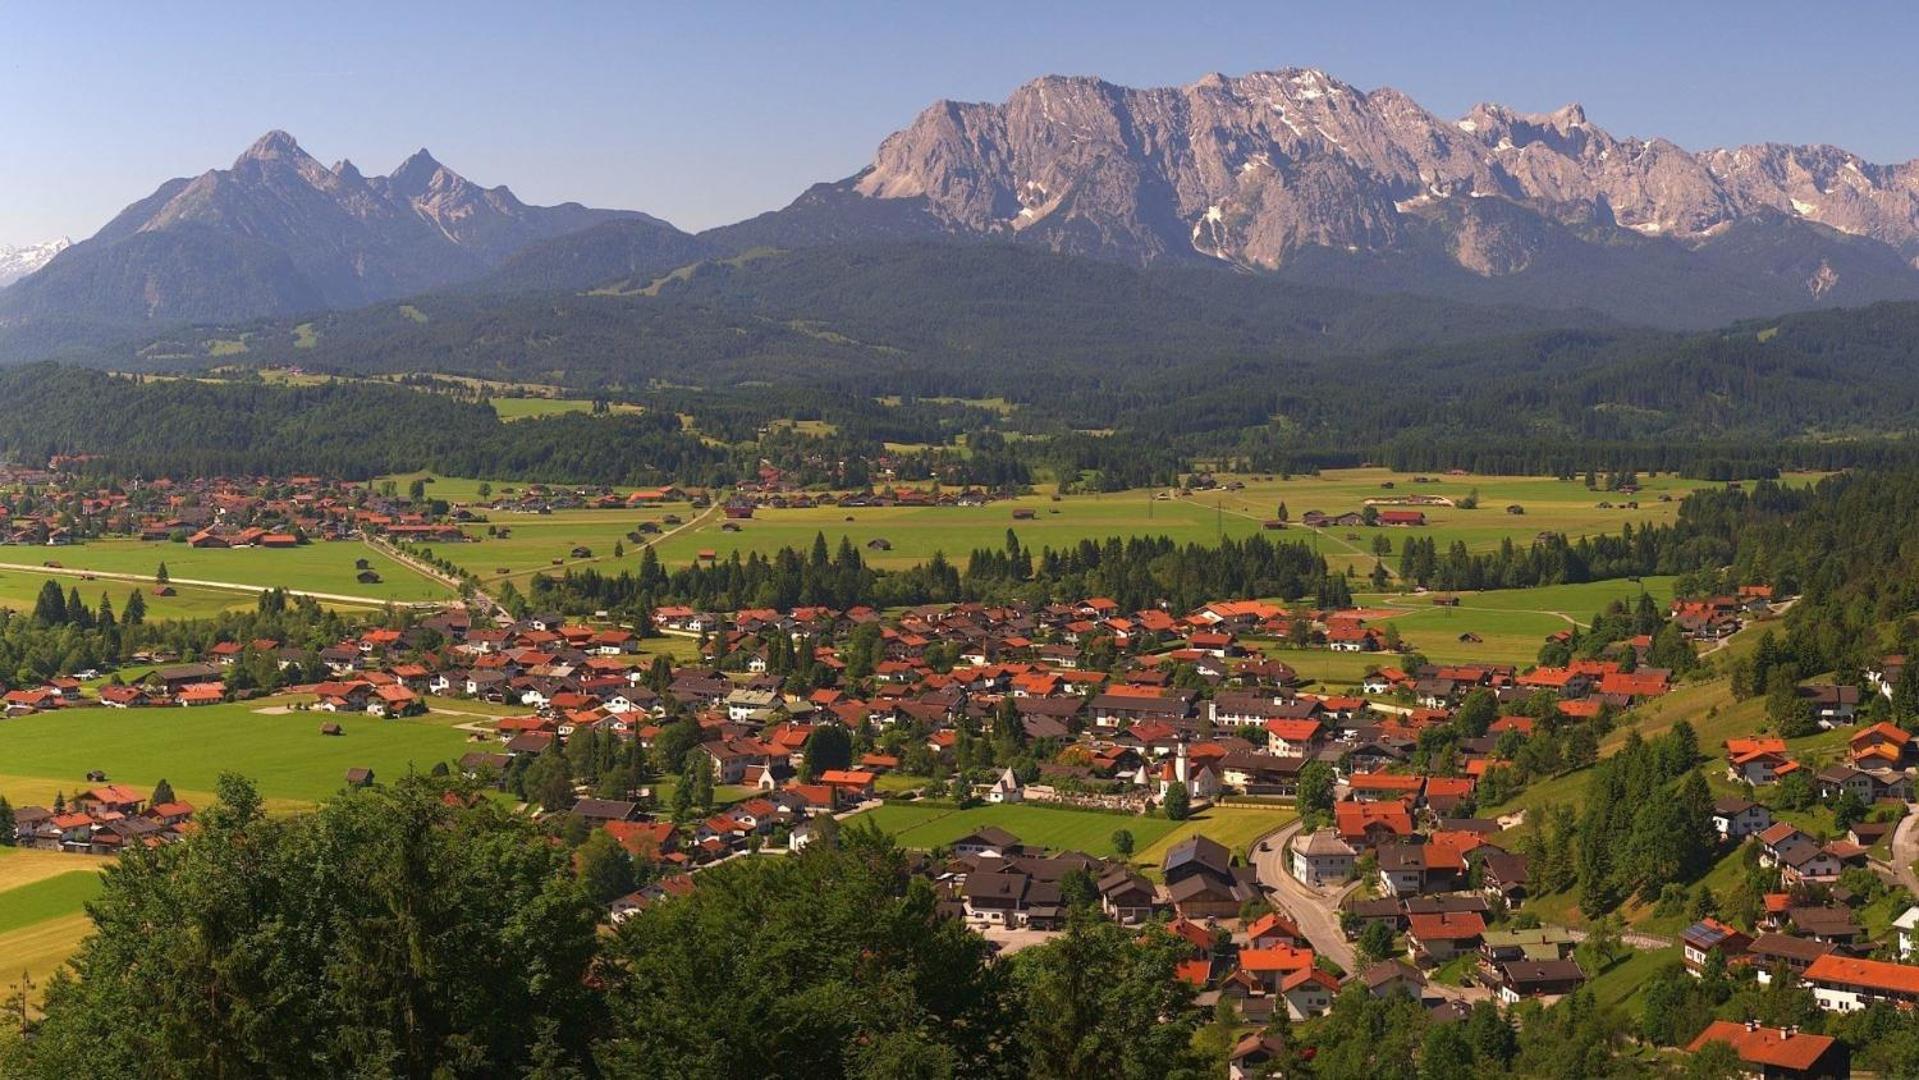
[812,65,1919,277]
[235,129,308,165]
[387,148,449,196]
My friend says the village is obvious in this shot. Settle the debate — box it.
[2,555,1913,1077]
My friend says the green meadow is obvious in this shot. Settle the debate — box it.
[0,697,476,813]
[0,568,254,621]
[852,802,1185,858]
[6,539,450,602]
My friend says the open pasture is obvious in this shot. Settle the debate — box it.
[651,490,1258,570]
[9,539,450,603]
[0,568,253,620]
[442,506,695,586]
[0,697,476,813]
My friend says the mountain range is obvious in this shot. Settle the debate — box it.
[7,66,1919,358]
[714,68,1919,325]
[0,131,643,329]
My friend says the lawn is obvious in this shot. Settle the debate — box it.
[1585,945,1682,1014]
[0,697,476,812]
[852,802,1184,859]
[1135,806,1297,867]
[13,539,450,603]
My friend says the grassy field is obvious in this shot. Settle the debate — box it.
[1134,805,1297,867]
[354,469,1808,594]
[0,697,476,812]
[1586,944,1681,1014]
[7,539,451,603]
[448,507,693,586]
[0,871,105,936]
[0,849,111,1013]
[853,802,1184,859]
[1208,469,1820,577]
[0,912,91,1010]
[1353,577,1679,667]
[641,469,1807,574]
[652,490,1257,571]
[487,398,644,421]
[0,568,253,621]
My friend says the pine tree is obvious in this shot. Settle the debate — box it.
[150,779,175,808]
[155,562,169,584]
[31,580,66,625]
[0,795,15,846]
[123,589,147,625]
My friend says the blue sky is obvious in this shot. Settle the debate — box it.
[3,1,1916,246]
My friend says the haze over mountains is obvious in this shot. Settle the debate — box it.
[7,65,1919,359]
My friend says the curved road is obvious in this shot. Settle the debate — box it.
[1890,805,1919,895]
[1251,819,1497,1004]
[1251,819,1359,972]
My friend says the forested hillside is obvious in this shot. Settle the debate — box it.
[0,365,735,484]
[31,243,1919,455]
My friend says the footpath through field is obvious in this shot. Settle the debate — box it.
[0,551,433,609]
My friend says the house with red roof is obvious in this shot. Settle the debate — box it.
[1685,1021,1845,1078]
[1406,911,1486,964]
[1803,953,1919,1012]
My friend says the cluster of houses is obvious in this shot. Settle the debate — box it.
[1683,894,1919,1020]
[0,472,501,549]
[1286,782,1581,1003]
[9,783,196,854]
[1720,721,1917,801]
[1668,587,1775,642]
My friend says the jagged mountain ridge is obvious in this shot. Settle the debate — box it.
[704,67,1919,320]
[0,131,664,326]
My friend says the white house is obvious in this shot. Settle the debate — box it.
[1289,828,1357,887]
[1894,907,1919,960]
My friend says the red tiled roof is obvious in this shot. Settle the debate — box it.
[1804,953,1919,994]
[1685,1021,1837,1071]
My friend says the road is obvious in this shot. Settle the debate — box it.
[1889,804,1919,895]
[1250,820,1358,972]
[1251,820,1498,1003]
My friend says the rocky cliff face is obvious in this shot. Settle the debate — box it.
[758,67,1919,289]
